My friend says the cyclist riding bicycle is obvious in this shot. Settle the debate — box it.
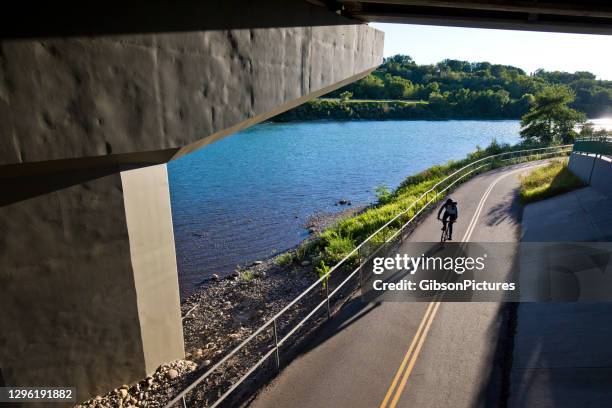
[437,198,458,240]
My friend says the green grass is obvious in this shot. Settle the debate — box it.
[275,252,294,266]
[241,271,255,281]
[519,159,585,204]
[302,140,562,271]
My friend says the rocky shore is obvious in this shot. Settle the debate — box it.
[304,205,366,235]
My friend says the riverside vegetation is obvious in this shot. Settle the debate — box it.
[277,139,567,282]
[519,159,585,204]
[274,55,612,122]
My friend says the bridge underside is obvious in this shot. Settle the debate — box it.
[339,0,612,35]
[0,0,383,402]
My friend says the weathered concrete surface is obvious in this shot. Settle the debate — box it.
[0,18,383,166]
[568,152,612,197]
[0,167,146,401]
[510,187,612,407]
[0,163,182,404]
[0,1,383,403]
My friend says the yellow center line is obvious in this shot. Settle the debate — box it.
[378,301,435,408]
[388,301,441,408]
[379,165,537,408]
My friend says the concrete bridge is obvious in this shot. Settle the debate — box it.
[1,0,611,404]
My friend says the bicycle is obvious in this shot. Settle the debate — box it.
[439,218,455,245]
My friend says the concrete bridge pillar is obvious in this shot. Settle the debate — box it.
[0,0,383,402]
[0,162,183,400]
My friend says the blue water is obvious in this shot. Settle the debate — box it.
[169,120,521,297]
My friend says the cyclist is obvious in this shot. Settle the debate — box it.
[437,198,458,240]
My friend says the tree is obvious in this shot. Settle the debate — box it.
[383,74,414,99]
[339,91,353,103]
[520,85,586,144]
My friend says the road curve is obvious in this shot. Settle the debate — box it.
[249,160,548,408]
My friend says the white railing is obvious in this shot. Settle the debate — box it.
[166,144,572,408]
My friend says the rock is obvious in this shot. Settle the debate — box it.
[301,260,311,266]
[252,260,263,266]
[212,273,220,281]
[229,333,240,339]
[194,349,204,357]
[166,369,179,380]
[118,389,128,399]
[338,199,349,205]
[203,359,211,366]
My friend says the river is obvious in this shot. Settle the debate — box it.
[168,118,610,297]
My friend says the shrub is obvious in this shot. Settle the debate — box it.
[319,230,356,265]
[314,261,330,289]
[375,184,393,204]
[275,252,294,266]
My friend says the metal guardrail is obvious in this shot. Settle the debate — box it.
[165,144,572,408]
[575,136,612,142]
[573,137,612,156]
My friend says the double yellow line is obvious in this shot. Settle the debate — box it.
[379,165,539,408]
[378,300,441,408]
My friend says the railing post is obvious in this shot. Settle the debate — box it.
[325,281,331,319]
[273,319,280,372]
[358,247,363,290]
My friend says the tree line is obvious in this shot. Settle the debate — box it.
[274,54,612,125]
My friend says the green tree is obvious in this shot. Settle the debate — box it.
[520,85,586,144]
[339,91,353,102]
[383,74,414,99]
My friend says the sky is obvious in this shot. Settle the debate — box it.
[370,23,612,80]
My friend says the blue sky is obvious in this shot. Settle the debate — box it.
[370,23,612,80]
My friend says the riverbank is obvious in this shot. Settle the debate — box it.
[272,98,519,122]
[271,98,610,123]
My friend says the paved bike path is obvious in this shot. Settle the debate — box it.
[249,161,545,408]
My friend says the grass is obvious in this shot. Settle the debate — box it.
[520,159,585,204]
[275,252,294,266]
[302,139,563,271]
[241,271,255,281]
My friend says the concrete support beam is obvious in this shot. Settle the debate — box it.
[0,1,383,402]
[0,163,183,402]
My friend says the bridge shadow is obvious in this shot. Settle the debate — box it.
[470,255,520,407]
[294,297,383,358]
